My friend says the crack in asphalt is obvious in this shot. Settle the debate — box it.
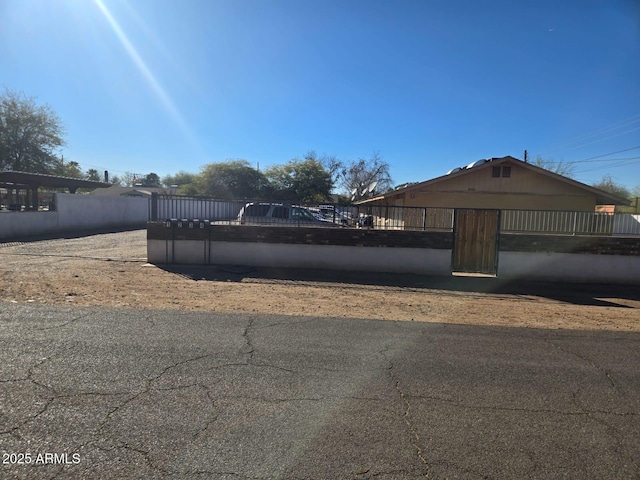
[98,354,216,430]
[0,355,60,435]
[569,390,640,475]
[539,336,639,474]
[31,312,93,332]
[206,361,296,374]
[190,387,221,442]
[242,317,256,363]
[381,348,431,478]
[540,336,617,389]
[404,393,638,417]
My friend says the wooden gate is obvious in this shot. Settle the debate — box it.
[452,209,500,275]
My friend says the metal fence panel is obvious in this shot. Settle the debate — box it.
[613,214,640,235]
[153,194,245,221]
[149,196,639,236]
[501,210,621,235]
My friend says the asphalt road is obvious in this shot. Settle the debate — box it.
[1,304,639,479]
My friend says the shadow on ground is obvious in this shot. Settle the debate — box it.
[159,264,640,308]
[0,226,145,245]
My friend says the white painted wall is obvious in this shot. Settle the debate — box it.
[148,237,640,284]
[0,193,149,239]
[147,239,453,275]
[498,252,640,284]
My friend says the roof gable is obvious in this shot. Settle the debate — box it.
[361,156,629,206]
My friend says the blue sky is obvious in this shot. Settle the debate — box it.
[1,0,639,192]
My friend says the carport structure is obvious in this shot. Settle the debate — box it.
[0,171,110,210]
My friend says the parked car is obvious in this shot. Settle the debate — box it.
[317,205,353,226]
[237,203,337,226]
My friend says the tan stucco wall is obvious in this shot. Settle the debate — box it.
[377,162,597,211]
[400,191,595,211]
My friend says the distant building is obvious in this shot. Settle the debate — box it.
[356,156,629,211]
[88,186,170,197]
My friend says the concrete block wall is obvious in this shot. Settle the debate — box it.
[0,194,149,239]
[147,223,640,284]
[498,233,640,284]
[147,223,454,275]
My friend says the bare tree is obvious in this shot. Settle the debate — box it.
[307,151,342,188]
[534,156,576,178]
[340,152,392,201]
[121,172,137,187]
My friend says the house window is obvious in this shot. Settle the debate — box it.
[492,166,512,178]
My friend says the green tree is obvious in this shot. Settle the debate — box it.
[0,89,65,173]
[162,171,197,188]
[264,158,333,203]
[52,158,83,178]
[143,172,161,187]
[195,160,270,199]
[85,168,101,182]
[592,174,631,199]
[162,171,198,194]
[108,174,123,186]
[304,150,343,189]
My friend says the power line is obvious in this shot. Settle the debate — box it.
[538,114,640,156]
[533,146,640,165]
[574,146,640,162]
[567,157,640,163]
[557,126,640,152]
[575,158,640,174]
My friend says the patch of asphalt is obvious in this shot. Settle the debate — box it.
[0,303,638,479]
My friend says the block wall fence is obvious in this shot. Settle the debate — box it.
[147,223,640,285]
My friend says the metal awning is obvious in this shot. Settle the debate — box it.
[0,171,110,193]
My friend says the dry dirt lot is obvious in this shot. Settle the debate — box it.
[1,229,639,331]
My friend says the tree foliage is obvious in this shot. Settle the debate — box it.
[52,158,83,178]
[162,171,197,188]
[592,174,631,199]
[162,171,198,194]
[85,169,101,182]
[108,175,123,186]
[158,151,393,202]
[264,157,333,203]
[195,160,270,199]
[143,172,161,187]
[0,89,65,173]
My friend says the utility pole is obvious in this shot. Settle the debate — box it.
[524,150,528,163]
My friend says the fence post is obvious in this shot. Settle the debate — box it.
[151,192,158,221]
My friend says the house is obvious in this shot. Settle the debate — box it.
[88,186,169,197]
[356,156,629,211]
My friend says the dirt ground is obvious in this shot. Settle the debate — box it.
[1,229,639,331]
